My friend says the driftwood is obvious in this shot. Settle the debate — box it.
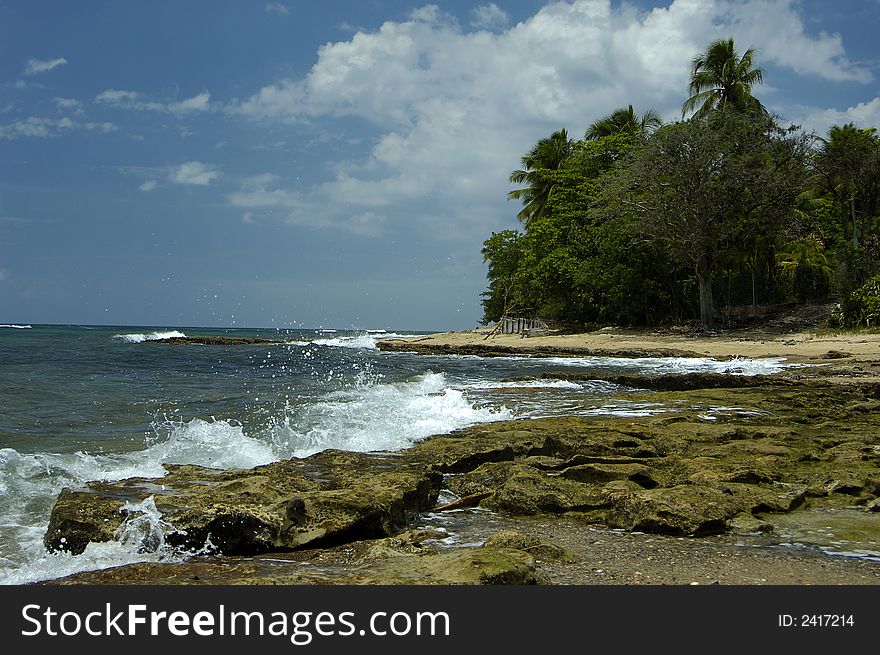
[432,492,493,512]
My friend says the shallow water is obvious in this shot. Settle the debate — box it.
[752,505,880,562]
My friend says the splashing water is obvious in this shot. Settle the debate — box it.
[113,330,187,343]
[114,496,173,553]
[266,372,513,456]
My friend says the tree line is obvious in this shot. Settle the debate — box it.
[481,38,880,328]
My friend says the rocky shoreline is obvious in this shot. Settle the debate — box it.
[155,336,284,346]
[40,363,880,585]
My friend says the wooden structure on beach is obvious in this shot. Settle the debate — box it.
[498,317,549,337]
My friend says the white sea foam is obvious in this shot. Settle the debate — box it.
[113,330,187,343]
[0,324,31,329]
[146,417,278,469]
[540,355,804,376]
[466,379,585,390]
[0,529,186,585]
[0,449,175,584]
[312,332,420,350]
[0,494,187,585]
[114,496,174,553]
[269,372,513,457]
[0,417,283,584]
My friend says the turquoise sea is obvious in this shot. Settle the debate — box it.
[0,323,831,583]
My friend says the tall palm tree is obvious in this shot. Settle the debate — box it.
[585,105,662,140]
[682,38,766,119]
[507,128,573,225]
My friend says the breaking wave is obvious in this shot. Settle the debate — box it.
[0,369,511,583]
[311,332,420,350]
[113,330,187,343]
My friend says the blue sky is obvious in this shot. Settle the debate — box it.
[2,0,879,330]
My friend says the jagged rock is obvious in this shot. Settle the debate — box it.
[156,336,283,346]
[727,513,774,534]
[360,528,449,560]
[449,462,611,515]
[405,419,662,475]
[48,530,537,585]
[483,530,574,561]
[45,450,441,556]
[42,489,127,556]
[368,547,537,585]
[823,478,865,496]
[606,485,744,535]
[558,462,658,488]
[404,425,544,473]
[820,350,852,359]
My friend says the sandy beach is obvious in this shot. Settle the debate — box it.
[380,326,880,368]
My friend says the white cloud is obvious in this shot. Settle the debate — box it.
[24,57,67,75]
[0,116,74,139]
[54,97,84,113]
[471,3,508,30]
[96,89,140,104]
[169,161,221,186]
[793,97,880,136]
[96,89,211,114]
[265,2,289,15]
[723,0,871,83]
[139,180,158,192]
[228,173,388,235]
[0,115,116,139]
[231,0,873,240]
[228,175,301,208]
[170,91,211,113]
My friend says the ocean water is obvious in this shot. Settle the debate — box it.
[0,324,807,583]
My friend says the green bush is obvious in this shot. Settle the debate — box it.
[837,274,880,326]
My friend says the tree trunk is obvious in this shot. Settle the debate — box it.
[751,255,757,316]
[851,197,859,248]
[696,255,717,327]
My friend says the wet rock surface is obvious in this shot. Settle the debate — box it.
[43,375,880,585]
[45,450,441,556]
[48,529,537,585]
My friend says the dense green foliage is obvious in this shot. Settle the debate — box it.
[481,38,880,328]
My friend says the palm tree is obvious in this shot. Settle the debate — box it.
[682,38,766,119]
[585,105,662,140]
[507,128,573,225]
[814,123,880,247]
